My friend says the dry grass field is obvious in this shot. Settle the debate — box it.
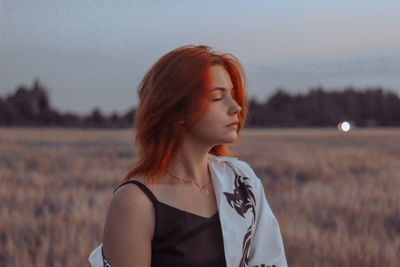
[0,127,399,266]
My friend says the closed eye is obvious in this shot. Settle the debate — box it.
[212,87,237,101]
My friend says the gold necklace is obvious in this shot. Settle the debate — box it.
[167,171,211,195]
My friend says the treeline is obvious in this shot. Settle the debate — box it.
[0,79,135,128]
[1,79,399,128]
[247,87,400,127]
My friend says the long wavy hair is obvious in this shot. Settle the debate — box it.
[122,45,248,184]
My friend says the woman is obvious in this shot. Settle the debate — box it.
[89,45,287,267]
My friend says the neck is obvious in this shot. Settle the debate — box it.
[168,135,213,185]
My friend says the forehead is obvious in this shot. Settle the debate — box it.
[209,65,233,89]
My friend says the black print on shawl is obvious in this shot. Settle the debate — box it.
[101,246,112,267]
[103,259,111,267]
[223,174,256,267]
[252,265,276,267]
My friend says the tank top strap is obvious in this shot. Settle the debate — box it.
[113,180,158,206]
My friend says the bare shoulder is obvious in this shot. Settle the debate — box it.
[102,178,155,267]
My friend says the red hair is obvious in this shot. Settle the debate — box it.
[122,45,248,184]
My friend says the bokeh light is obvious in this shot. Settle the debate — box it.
[337,121,351,132]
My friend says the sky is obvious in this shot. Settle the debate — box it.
[1,0,400,115]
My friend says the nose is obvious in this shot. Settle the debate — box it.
[229,97,242,114]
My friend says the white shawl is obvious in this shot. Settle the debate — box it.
[89,154,288,267]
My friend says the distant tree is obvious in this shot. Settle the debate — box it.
[104,111,127,128]
[110,112,120,122]
[59,112,82,127]
[267,88,291,113]
[33,78,51,112]
[0,98,7,125]
[123,108,136,126]
[84,107,105,127]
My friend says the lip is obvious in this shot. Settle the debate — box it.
[226,120,239,127]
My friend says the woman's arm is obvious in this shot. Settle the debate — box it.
[102,184,155,267]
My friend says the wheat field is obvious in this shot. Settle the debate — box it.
[0,127,399,266]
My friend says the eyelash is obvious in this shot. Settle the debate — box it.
[213,89,237,101]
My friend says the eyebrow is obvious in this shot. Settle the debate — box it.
[213,86,235,92]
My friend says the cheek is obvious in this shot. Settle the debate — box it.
[191,112,221,135]
[191,104,225,132]
[194,115,213,131]
[201,109,222,127]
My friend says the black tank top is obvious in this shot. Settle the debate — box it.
[102,180,227,267]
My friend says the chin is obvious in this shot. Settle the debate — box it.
[220,134,238,144]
